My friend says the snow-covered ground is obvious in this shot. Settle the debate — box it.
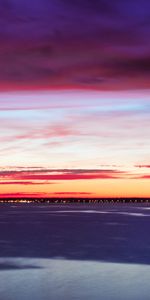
[0,257,150,300]
[0,203,150,299]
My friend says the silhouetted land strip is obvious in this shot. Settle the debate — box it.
[0,197,150,203]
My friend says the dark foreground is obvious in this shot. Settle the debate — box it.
[0,203,150,299]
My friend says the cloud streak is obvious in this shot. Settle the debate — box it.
[1,167,150,185]
[0,168,126,181]
[0,181,53,185]
[53,192,92,195]
[0,192,49,198]
[135,165,150,168]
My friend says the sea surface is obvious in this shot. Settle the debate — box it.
[0,202,150,300]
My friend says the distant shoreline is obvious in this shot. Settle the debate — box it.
[0,197,150,203]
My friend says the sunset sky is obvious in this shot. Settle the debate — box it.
[0,0,150,197]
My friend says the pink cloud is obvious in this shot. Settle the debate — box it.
[0,168,126,181]
[52,192,92,195]
[0,181,53,185]
[0,192,48,198]
[137,175,150,179]
[43,124,80,138]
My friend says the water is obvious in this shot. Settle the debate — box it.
[0,203,150,299]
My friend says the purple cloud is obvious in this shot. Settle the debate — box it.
[0,0,149,90]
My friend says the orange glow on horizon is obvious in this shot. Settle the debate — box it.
[0,179,150,198]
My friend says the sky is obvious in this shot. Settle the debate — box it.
[0,0,150,198]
